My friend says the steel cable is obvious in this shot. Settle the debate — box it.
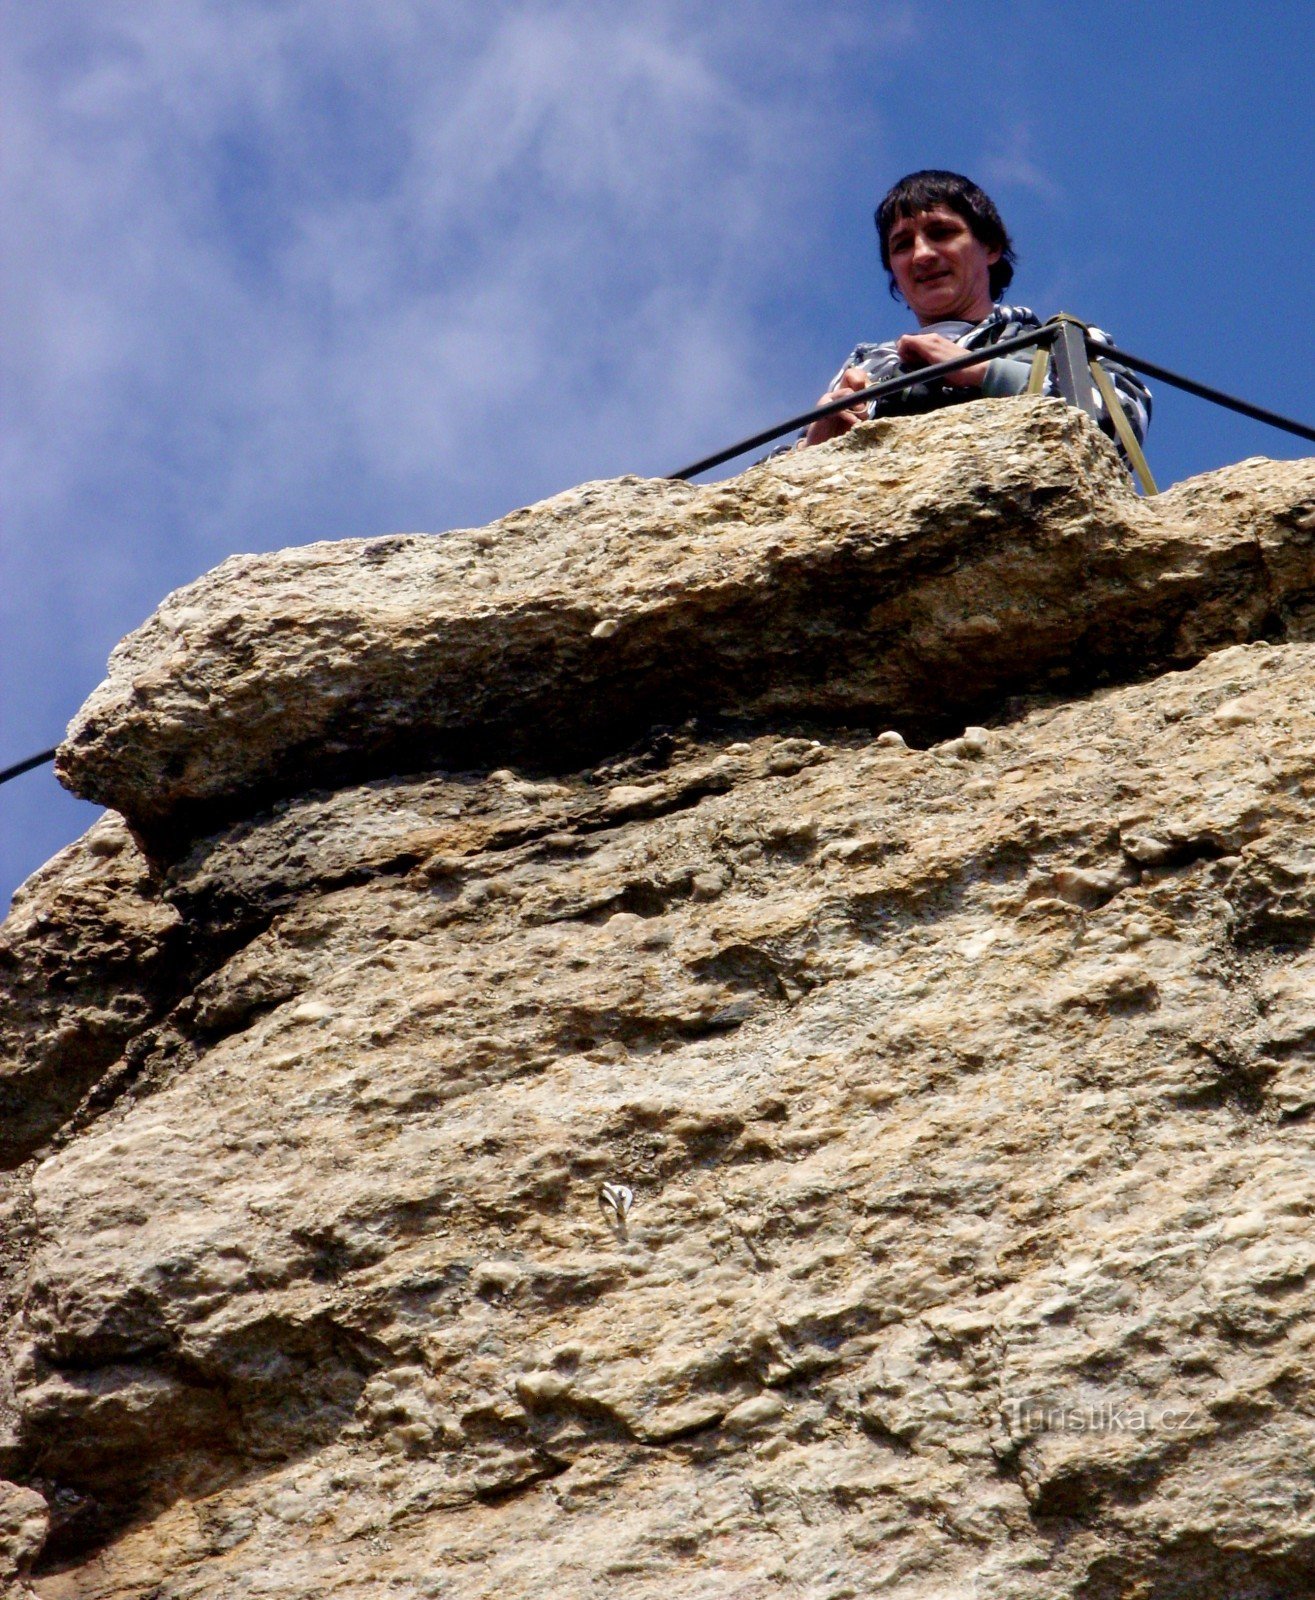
[4,328,1313,791]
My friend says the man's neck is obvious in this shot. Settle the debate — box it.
[916,296,995,328]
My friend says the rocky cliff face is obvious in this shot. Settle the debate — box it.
[4,397,1315,1598]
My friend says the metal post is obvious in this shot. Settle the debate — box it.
[1047,315,1101,423]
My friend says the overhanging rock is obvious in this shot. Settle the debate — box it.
[56,397,1315,850]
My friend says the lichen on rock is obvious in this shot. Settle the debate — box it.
[5,401,1315,1597]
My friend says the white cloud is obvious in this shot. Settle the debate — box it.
[1,1,920,898]
[979,121,1065,206]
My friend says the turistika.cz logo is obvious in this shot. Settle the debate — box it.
[1003,1397,1197,1433]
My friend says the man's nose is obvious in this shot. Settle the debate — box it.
[911,232,937,262]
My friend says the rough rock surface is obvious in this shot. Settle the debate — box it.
[58,397,1315,850]
[5,402,1315,1598]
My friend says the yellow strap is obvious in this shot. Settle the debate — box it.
[1026,344,1049,395]
[1089,356,1159,495]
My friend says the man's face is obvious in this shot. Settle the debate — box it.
[886,205,1001,325]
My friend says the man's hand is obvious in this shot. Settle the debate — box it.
[801,367,870,448]
[895,331,986,389]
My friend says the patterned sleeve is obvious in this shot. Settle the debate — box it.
[1087,329,1152,443]
[980,357,1036,398]
[980,333,1151,444]
[764,343,901,457]
[842,342,900,392]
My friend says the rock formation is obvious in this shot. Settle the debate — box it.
[4,396,1315,1597]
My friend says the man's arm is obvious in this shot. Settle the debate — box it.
[791,321,1152,456]
[894,331,988,389]
[798,333,984,450]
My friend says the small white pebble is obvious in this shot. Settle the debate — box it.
[606,783,666,807]
[691,868,729,901]
[506,778,570,801]
[723,1393,785,1433]
[1122,832,1174,865]
[958,927,1000,960]
[1213,699,1256,728]
[473,1260,521,1294]
[591,617,621,639]
[1220,1209,1267,1240]
[517,1371,572,1406]
[605,911,644,931]
[165,605,207,630]
[1052,865,1131,907]
[876,730,907,748]
[290,1000,335,1023]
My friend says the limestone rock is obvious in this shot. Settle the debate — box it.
[56,399,1315,851]
[0,814,185,1167]
[6,404,1315,1596]
[0,1479,46,1591]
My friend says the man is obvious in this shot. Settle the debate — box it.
[798,170,1150,452]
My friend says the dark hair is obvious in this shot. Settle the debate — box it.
[874,169,1016,301]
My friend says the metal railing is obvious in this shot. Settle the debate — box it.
[4,315,1315,792]
[668,313,1315,482]
[668,324,1055,481]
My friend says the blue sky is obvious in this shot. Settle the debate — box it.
[4,2,1313,906]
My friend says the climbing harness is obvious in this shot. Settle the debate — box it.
[4,318,1315,793]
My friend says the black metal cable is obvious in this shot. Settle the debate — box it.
[667,324,1056,480]
[1085,342,1315,445]
[4,327,1314,794]
[0,747,58,786]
